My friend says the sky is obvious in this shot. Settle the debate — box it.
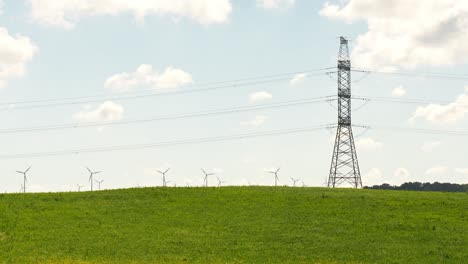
[0,0,467,193]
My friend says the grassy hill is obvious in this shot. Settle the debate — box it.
[0,187,466,263]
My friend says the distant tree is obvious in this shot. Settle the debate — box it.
[364,182,466,193]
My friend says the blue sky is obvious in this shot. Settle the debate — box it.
[0,0,467,192]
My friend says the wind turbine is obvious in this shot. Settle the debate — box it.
[201,169,214,187]
[302,180,307,188]
[268,168,280,187]
[95,180,104,191]
[291,177,300,187]
[76,184,84,192]
[157,168,170,187]
[86,167,101,191]
[217,176,226,187]
[16,166,31,193]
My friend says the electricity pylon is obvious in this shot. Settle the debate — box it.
[328,37,362,188]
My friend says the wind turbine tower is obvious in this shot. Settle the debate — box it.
[290,177,300,187]
[217,176,226,187]
[16,166,31,194]
[87,167,101,191]
[268,168,280,187]
[201,169,214,187]
[95,180,104,191]
[157,168,171,187]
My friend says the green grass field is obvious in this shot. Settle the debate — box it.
[0,187,466,263]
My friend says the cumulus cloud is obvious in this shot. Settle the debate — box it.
[248,91,272,104]
[364,168,383,185]
[257,0,295,9]
[356,137,383,151]
[425,165,450,176]
[391,85,406,97]
[454,168,468,175]
[410,91,468,124]
[394,168,411,181]
[320,0,468,69]
[212,168,224,174]
[289,73,307,86]
[73,101,124,123]
[0,27,38,88]
[30,0,232,29]
[421,141,441,153]
[105,65,193,92]
[241,114,269,127]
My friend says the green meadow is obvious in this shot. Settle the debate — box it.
[0,187,466,263]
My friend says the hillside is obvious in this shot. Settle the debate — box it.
[0,187,466,263]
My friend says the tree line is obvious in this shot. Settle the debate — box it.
[364,182,468,192]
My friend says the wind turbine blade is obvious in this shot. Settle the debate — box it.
[165,168,170,173]
[276,168,281,173]
[16,171,23,174]
[201,168,206,174]
[86,167,92,173]
[95,171,102,174]
[25,166,32,173]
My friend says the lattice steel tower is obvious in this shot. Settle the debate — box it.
[328,37,362,188]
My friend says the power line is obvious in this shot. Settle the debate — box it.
[353,96,468,106]
[2,123,466,159]
[354,125,468,136]
[352,68,468,80]
[0,125,335,159]
[0,68,335,110]
[0,96,334,134]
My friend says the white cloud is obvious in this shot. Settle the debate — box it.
[421,141,441,153]
[391,85,406,97]
[30,0,233,29]
[0,27,37,88]
[394,168,411,181]
[241,114,269,127]
[257,0,295,9]
[248,91,272,104]
[242,157,256,165]
[105,65,193,92]
[425,165,450,176]
[289,73,307,86]
[73,101,124,123]
[364,168,383,185]
[320,1,468,69]
[356,137,383,151]
[410,92,468,124]
[212,168,224,174]
[454,168,468,175]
